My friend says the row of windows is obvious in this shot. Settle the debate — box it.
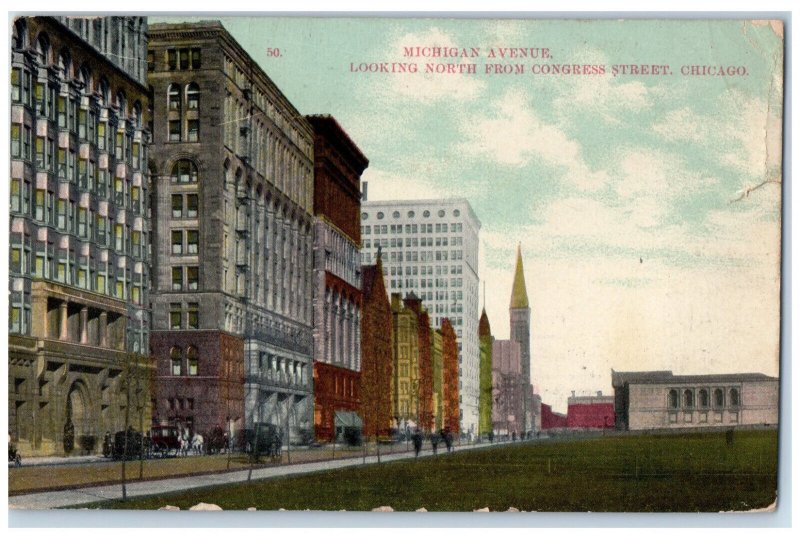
[168,83,200,110]
[172,193,200,219]
[388,265,464,278]
[363,209,462,220]
[164,48,202,71]
[168,118,200,142]
[375,250,464,263]
[171,230,199,255]
[667,388,741,409]
[364,223,464,235]
[364,235,464,249]
[389,278,464,289]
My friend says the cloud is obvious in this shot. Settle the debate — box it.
[457,88,609,191]
[361,166,452,202]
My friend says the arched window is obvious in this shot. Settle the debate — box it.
[132,102,142,128]
[729,388,740,407]
[171,160,198,183]
[78,65,92,94]
[713,388,724,408]
[186,83,199,110]
[35,33,50,66]
[698,389,709,408]
[187,346,198,376]
[170,346,182,376]
[168,83,181,111]
[683,389,693,408]
[57,49,71,80]
[116,91,127,117]
[98,79,110,107]
[13,19,27,50]
[668,389,678,409]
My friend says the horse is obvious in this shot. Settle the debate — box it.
[190,433,204,455]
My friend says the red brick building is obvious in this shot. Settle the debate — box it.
[359,254,393,440]
[405,295,434,433]
[151,331,244,437]
[307,115,368,442]
[441,318,460,434]
[540,403,568,430]
[566,393,615,429]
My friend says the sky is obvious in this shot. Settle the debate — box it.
[154,16,783,413]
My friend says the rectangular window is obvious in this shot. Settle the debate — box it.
[78,109,87,140]
[187,230,199,254]
[11,68,20,102]
[180,49,189,70]
[10,179,22,212]
[171,230,183,254]
[169,120,181,142]
[187,120,199,142]
[187,267,199,290]
[21,125,30,158]
[77,268,87,289]
[35,137,45,168]
[188,358,198,376]
[132,142,140,169]
[172,267,183,290]
[172,194,183,218]
[131,186,140,212]
[34,190,45,221]
[168,49,177,70]
[186,194,198,218]
[96,274,106,294]
[96,122,106,151]
[11,124,21,157]
[191,48,201,69]
[115,132,124,160]
[171,359,181,376]
[57,96,67,128]
[170,303,182,329]
[147,51,155,72]
[187,303,199,329]
[114,178,124,206]
[114,224,124,251]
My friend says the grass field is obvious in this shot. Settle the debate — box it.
[86,429,778,512]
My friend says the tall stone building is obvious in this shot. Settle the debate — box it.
[509,244,533,432]
[9,16,152,456]
[361,198,481,436]
[491,339,524,436]
[360,253,393,440]
[307,115,368,442]
[405,294,435,433]
[432,327,444,431]
[147,21,315,442]
[478,308,493,437]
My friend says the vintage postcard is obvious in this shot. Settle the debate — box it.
[6,14,784,517]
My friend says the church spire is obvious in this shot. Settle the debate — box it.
[510,243,529,309]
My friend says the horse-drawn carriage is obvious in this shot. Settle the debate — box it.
[150,425,184,458]
[103,428,149,460]
[245,423,283,461]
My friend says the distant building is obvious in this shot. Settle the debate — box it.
[509,245,533,432]
[361,198,481,435]
[432,327,444,431]
[478,309,493,437]
[492,339,524,436]
[540,403,568,430]
[9,16,152,456]
[148,21,315,442]
[307,115,368,442]
[567,392,615,429]
[359,253,393,440]
[405,295,435,433]
[391,293,420,433]
[611,370,779,431]
[441,318,460,434]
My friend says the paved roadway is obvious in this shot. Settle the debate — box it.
[9,439,522,510]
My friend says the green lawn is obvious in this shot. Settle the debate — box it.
[88,429,778,512]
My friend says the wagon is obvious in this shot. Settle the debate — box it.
[150,425,183,458]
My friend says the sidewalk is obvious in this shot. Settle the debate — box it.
[9,440,512,510]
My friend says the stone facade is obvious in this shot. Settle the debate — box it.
[9,16,153,456]
[307,115,368,442]
[359,256,393,440]
[509,245,533,432]
[361,198,481,435]
[432,327,444,431]
[441,318,460,434]
[148,21,315,443]
[612,370,779,431]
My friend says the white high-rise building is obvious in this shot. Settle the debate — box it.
[360,198,481,436]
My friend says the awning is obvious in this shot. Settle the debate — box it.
[334,411,363,428]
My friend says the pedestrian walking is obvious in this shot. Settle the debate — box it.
[443,428,453,452]
[431,433,439,454]
[412,430,423,457]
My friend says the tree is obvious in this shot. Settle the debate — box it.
[119,351,153,500]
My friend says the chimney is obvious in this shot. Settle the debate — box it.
[597,391,602,397]
[571,390,576,398]
[361,181,368,201]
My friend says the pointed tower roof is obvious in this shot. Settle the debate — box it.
[510,244,529,309]
[478,308,492,337]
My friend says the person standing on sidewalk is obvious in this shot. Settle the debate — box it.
[412,430,423,457]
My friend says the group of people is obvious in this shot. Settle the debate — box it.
[412,428,453,457]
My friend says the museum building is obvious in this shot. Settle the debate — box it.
[611,370,779,431]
